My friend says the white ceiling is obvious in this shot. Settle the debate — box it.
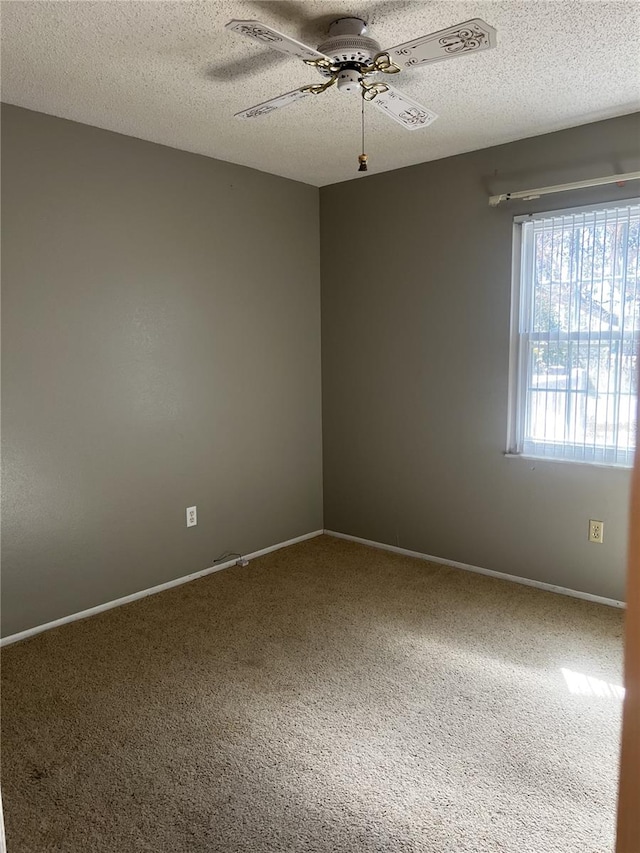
[2,1,639,186]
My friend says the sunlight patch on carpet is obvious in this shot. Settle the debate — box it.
[561,667,625,699]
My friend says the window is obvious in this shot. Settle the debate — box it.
[509,200,639,467]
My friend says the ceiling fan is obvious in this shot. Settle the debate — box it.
[225,14,497,145]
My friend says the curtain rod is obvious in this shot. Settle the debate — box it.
[488,171,640,207]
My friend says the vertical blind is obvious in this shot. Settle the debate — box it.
[513,201,639,466]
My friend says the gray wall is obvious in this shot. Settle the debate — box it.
[321,112,640,602]
[1,105,323,637]
[3,105,638,637]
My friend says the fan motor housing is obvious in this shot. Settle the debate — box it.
[317,34,381,66]
[316,18,380,76]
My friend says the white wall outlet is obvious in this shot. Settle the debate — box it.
[589,519,604,544]
[186,506,197,528]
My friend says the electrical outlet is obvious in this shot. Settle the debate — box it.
[589,519,604,544]
[186,506,197,528]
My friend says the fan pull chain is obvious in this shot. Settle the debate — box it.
[358,96,368,172]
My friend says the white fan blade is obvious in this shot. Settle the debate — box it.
[226,19,331,62]
[383,18,496,69]
[372,86,437,131]
[234,88,312,120]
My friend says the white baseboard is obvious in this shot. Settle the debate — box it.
[324,530,625,609]
[0,530,324,647]
[2,527,623,648]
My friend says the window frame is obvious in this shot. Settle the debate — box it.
[507,198,640,468]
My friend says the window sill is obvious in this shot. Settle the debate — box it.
[503,453,633,471]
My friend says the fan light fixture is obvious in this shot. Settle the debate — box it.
[226,15,497,171]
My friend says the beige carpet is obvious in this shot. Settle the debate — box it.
[1,535,623,852]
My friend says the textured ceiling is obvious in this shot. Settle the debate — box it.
[2,1,639,186]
